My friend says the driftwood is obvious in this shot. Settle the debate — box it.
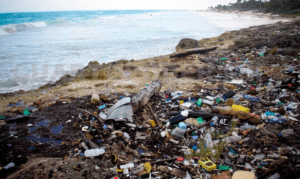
[150,157,177,164]
[170,46,218,58]
[131,80,162,113]
[147,103,162,126]
[77,108,104,125]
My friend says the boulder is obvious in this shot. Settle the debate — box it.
[175,38,199,52]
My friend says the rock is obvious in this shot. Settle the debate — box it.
[175,38,199,52]
[91,93,101,105]
[278,107,285,115]
[247,89,258,95]
[171,168,186,178]
[100,95,109,102]
[76,61,101,79]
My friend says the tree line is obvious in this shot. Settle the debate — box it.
[213,0,300,14]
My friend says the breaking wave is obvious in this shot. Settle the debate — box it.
[0,21,47,36]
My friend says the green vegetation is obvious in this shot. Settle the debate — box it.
[185,121,238,162]
[213,0,300,15]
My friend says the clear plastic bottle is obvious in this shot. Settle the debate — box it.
[84,148,105,157]
[205,133,213,149]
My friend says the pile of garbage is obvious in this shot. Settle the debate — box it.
[2,73,300,178]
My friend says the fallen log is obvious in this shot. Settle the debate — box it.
[131,80,162,113]
[170,46,218,58]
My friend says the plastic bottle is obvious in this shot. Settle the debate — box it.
[214,106,232,113]
[3,162,15,169]
[197,98,203,106]
[205,133,213,149]
[211,116,219,126]
[84,148,105,157]
[202,99,214,106]
[243,95,260,102]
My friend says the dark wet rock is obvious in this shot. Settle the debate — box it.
[175,38,199,52]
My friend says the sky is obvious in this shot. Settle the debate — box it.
[0,0,238,12]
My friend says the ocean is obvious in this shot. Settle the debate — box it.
[0,10,284,93]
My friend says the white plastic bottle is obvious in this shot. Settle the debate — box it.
[84,148,105,157]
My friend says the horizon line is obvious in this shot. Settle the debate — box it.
[0,9,208,14]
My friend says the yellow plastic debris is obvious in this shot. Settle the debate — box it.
[180,100,184,105]
[232,104,250,113]
[150,120,156,127]
[117,169,123,172]
[198,158,217,172]
[144,162,151,173]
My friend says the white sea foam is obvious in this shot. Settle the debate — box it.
[0,21,47,35]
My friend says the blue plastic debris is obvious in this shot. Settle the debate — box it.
[103,125,108,129]
[192,145,197,150]
[98,105,106,110]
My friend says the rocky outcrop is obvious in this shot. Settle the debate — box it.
[175,38,199,52]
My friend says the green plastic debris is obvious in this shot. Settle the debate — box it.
[0,116,5,119]
[173,124,178,127]
[216,98,222,103]
[146,83,149,86]
[259,53,264,57]
[197,98,202,106]
[192,132,196,136]
[23,109,31,116]
[197,117,204,124]
[251,81,257,84]
[217,165,232,171]
[220,58,227,61]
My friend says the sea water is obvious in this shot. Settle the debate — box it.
[0,10,285,93]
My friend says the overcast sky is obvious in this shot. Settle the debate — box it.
[0,0,238,13]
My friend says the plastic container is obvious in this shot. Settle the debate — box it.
[223,90,236,99]
[178,122,187,130]
[232,104,250,113]
[243,95,260,102]
[84,148,105,157]
[198,158,217,171]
